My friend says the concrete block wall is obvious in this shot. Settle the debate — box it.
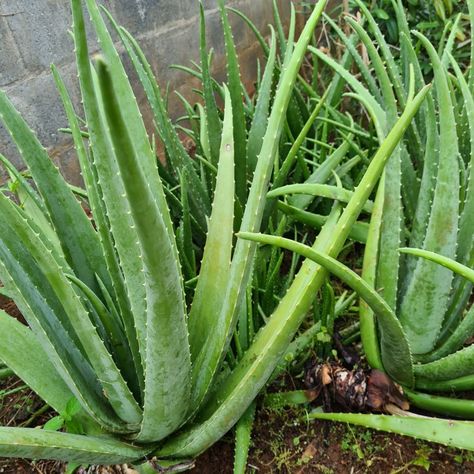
[0,0,296,185]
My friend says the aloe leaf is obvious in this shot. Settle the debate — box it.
[82,0,154,175]
[84,0,184,251]
[188,87,234,405]
[416,374,474,392]
[272,0,286,57]
[0,91,107,295]
[196,103,211,162]
[109,19,210,233]
[71,0,144,388]
[247,31,276,173]
[66,274,135,383]
[51,66,114,278]
[346,16,403,311]
[423,303,474,363]
[52,67,140,387]
[268,184,374,214]
[360,178,385,371]
[399,142,419,221]
[0,428,150,464]
[375,162,402,312]
[415,344,474,382]
[199,2,222,167]
[353,0,407,115]
[406,68,438,251]
[159,84,429,457]
[346,16,396,116]
[178,172,197,281]
[0,311,73,414]
[0,154,45,216]
[0,188,69,273]
[448,53,474,268]
[397,28,430,150]
[308,412,474,451]
[218,0,247,205]
[323,13,381,102]
[469,0,474,90]
[238,233,413,386]
[0,192,142,428]
[399,248,474,283]
[227,7,269,57]
[400,33,459,354]
[0,218,124,432]
[439,251,474,347]
[286,99,307,159]
[308,46,386,138]
[405,389,474,419]
[96,59,190,441]
[233,401,256,474]
[441,14,462,67]
[66,275,110,347]
[0,154,62,253]
[188,0,330,414]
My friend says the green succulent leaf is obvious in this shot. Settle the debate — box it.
[308,412,474,451]
[188,86,235,409]
[400,33,459,354]
[96,59,190,441]
[0,428,151,464]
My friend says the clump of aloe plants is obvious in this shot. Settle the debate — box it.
[0,0,350,468]
[5,0,474,466]
[244,0,474,450]
[0,0,434,469]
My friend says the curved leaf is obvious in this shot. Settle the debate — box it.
[237,233,413,386]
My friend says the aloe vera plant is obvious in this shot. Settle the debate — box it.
[240,0,474,450]
[0,0,339,467]
[0,0,434,467]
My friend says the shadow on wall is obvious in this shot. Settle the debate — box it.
[0,0,296,185]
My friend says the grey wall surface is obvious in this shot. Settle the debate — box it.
[0,0,293,184]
